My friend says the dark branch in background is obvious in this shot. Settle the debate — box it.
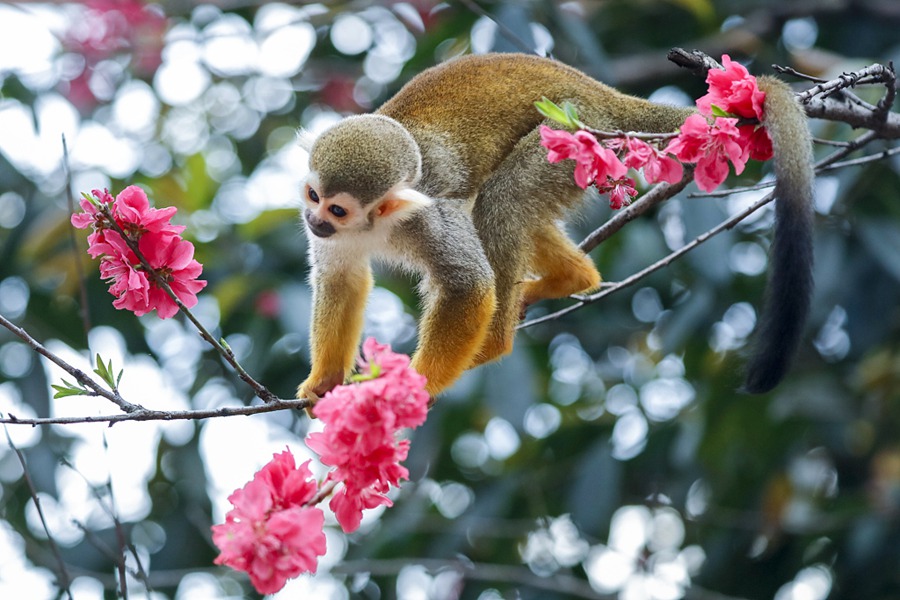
[330,557,750,600]
[63,456,151,593]
[332,557,610,600]
[3,428,74,600]
[456,0,538,55]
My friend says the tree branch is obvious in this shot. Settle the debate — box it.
[0,396,311,427]
[578,167,694,254]
[0,313,141,413]
[96,207,281,404]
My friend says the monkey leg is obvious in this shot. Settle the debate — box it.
[470,124,586,367]
[412,283,496,396]
[297,249,373,404]
[398,205,497,396]
[522,224,601,307]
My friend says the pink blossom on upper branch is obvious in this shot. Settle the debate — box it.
[72,186,206,318]
[665,114,747,192]
[306,338,429,533]
[697,54,766,120]
[694,54,774,165]
[211,450,327,595]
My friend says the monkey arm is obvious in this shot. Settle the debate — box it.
[394,205,497,397]
[297,244,374,402]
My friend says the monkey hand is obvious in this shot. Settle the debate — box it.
[296,373,344,418]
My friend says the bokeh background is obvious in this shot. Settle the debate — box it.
[2,1,900,598]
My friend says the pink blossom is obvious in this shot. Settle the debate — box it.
[666,114,747,192]
[114,185,183,238]
[306,338,429,532]
[738,124,774,162]
[696,55,767,120]
[597,177,639,210]
[136,234,206,318]
[622,137,684,184]
[540,125,627,189]
[212,450,327,594]
[73,187,206,318]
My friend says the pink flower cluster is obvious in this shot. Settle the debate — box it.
[307,337,429,533]
[72,186,206,318]
[666,54,774,192]
[211,451,327,595]
[540,54,776,198]
[539,125,683,209]
[212,338,429,593]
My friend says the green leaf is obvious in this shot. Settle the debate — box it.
[93,353,113,388]
[535,97,579,129]
[51,383,88,399]
[563,102,584,128]
[710,104,733,118]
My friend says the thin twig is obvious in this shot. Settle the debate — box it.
[820,144,900,170]
[1,396,311,426]
[3,427,75,600]
[581,127,681,141]
[0,312,141,413]
[796,64,895,105]
[771,65,828,84]
[101,436,136,598]
[306,478,338,507]
[578,168,694,254]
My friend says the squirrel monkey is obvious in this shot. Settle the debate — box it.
[297,53,814,401]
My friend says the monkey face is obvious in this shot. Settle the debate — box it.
[301,174,371,239]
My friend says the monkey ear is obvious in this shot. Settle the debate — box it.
[376,187,433,219]
[296,128,317,152]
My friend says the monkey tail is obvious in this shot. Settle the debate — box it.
[742,76,815,394]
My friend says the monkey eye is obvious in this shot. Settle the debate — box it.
[329,205,347,218]
[307,187,320,203]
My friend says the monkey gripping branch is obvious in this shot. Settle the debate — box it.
[1,51,897,593]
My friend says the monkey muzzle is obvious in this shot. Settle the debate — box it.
[304,210,336,238]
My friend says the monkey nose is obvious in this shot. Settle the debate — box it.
[304,210,336,238]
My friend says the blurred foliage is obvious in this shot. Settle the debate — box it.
[2,1,900,599]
